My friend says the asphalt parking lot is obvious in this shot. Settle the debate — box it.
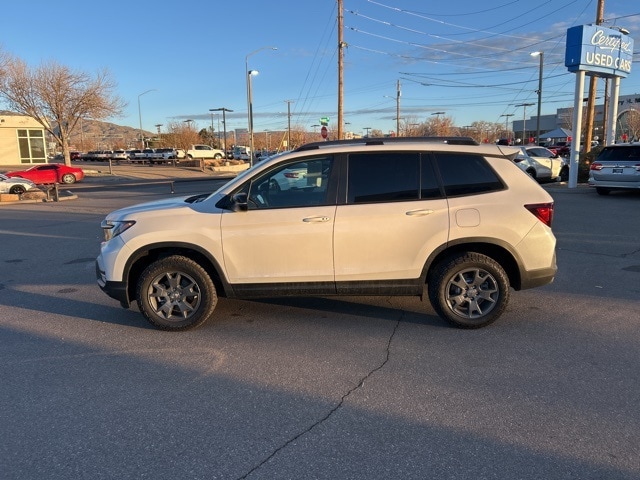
[0,174,639,479]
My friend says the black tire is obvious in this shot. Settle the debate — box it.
[428,252,510,329]
[596,187,611,196]
[560,166,569,182]
[136,255,217,331]
[214,153,223,159]
[61,173,76,184]
[9,185,26,195]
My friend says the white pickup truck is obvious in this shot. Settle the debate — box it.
[186,144,225,159]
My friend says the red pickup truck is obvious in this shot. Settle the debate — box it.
[547,141,570,157]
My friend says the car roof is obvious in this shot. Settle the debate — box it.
[290,136,519,158]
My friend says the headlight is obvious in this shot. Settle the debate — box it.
[101,219,136,242]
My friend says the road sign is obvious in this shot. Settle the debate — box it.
[320,117,330,126]
[321,126,328,139]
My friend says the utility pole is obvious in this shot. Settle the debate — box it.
[396,79,401,136]
[584,0,605,152]
[210,108,233,152]
[285,100,294,148]
[337,0,345,140]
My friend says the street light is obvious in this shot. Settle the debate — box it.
[500,113,514,142]
[137,89,156,149]
[531,51,544,145]
[210,108,233,152]
[514,103,534,144]
[154,124,163,146]
[364,127,372,137]
[247,69,259,165]
[246,46,277,165]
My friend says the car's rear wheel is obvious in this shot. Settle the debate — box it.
[9,185,26,195]
[428,252,509,329]
[61,174,76,184]
[560,166,569,182]
[136,255,217,331]
[596,187,611,196]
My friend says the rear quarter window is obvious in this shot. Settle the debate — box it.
[433,153,504,197]
[598,146,640,161]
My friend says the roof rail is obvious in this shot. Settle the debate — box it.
[294,136,479,152]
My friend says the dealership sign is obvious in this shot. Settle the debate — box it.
[565,25,634,78]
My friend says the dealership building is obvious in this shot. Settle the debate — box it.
[512,93,640,144]
[0,112,48,167]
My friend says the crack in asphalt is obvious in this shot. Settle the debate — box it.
[558,246,640,259]
[236,314,403,479]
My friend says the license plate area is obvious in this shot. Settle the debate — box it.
[612,167,623,174]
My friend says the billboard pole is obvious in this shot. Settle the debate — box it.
[583,0,605,154]
[569,71,586,189]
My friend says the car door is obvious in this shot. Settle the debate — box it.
[32,165,58,183]
[333,152,449,287]
[526,147,555,179]
[220,156,337,285]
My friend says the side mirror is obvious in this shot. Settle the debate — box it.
[230,192,248,212]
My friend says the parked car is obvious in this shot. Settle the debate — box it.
[154,148,180,162]
[0,173,39,195]
[272,162,309,189]
[111,150,130,163]
[186,144,225,159]
[128,150,146,163]
[547,141,571,157]
[588,143,640,195]
[141,149,162,163]
[70,151,82,161]
[96,137,557,331]
[4,164,85,184]
[514,146,569,182]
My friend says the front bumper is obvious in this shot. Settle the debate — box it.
[96,260,130,308]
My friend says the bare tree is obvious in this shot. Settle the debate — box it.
[0,51,126,165]
[163,120,202,153]
[623,108,640,141]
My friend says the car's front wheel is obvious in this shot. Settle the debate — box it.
[9,185,26,195]
[428,252,510,329]
[136,255,218,331]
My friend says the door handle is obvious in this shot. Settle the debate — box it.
[405,209,434,216]
[303,216,331,223]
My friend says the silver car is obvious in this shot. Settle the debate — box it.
[0,173,38,195]
[514,146,569,182]
[588,143,640,195]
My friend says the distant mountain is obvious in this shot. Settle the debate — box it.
[71,119,150,150]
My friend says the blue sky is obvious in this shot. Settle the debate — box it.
[1,1,639,138]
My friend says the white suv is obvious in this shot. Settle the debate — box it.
[96,137,557,331]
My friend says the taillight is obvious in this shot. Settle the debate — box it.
[525,203,554,227]
[590,162,603,171]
